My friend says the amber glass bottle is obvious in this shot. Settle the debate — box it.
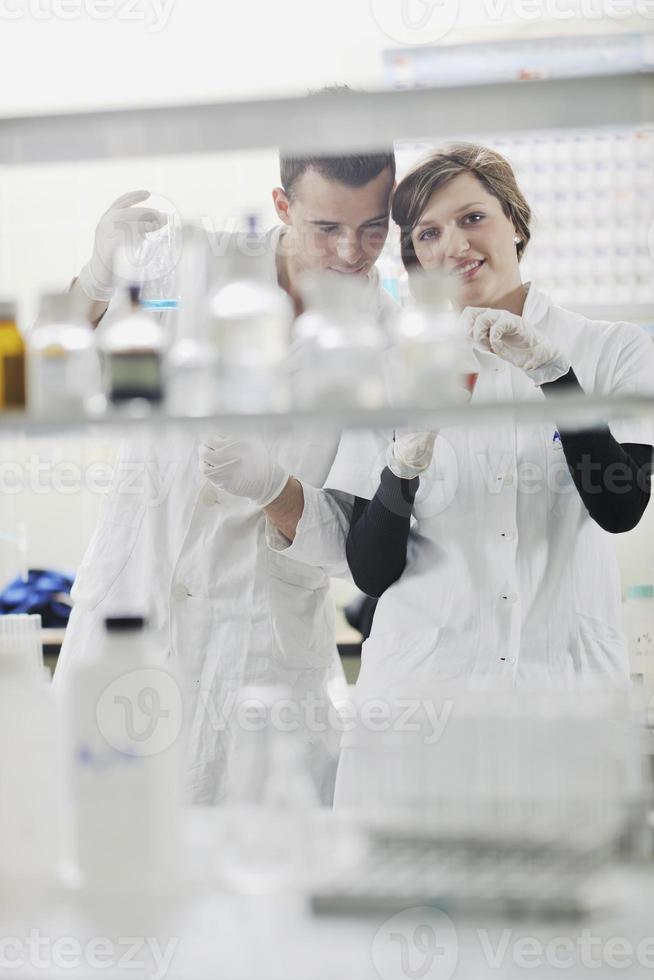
[0,302,26,410]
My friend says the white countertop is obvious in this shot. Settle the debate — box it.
[2,809,654,980]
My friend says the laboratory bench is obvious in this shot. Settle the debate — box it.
[2,807,654,980]
[41,624,364,682]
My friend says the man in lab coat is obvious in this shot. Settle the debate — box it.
[55,146,396,805]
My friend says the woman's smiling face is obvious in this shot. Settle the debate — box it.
[410,171,523,310]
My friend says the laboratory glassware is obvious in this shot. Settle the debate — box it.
[292,271,387,411]
[165,223,219,416]
[97,250,166,406]
[27,291,100,416]
[386,269,478,407]
[209,247,292,412]
[0,301,26,411]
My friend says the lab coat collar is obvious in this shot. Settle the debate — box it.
[521,281,551,327]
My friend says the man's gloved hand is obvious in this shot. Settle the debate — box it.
[199,437,289,507]
[462,307,570,386]
[386,431,438,480]
[78,190,167,302]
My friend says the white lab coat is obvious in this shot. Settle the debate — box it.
[277,286,654,806]
[56,228,396,805]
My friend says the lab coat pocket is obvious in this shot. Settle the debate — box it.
[71,498,146,611]
[267,552,336,668]
[573,612,629,679]
[357,627,444,699]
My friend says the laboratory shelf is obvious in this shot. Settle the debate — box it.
[0,72,652,165]
[1,391,653,436]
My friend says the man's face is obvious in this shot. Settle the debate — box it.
[274,166,394,277]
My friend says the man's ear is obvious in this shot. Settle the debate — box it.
[272,187,291,225]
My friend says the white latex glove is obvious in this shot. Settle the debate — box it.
[462,307,570,386]
[199,437,289,507]
[386,431,438,480]
[78,190,167,302]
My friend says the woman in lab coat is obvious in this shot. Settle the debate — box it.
[297,143,654,804]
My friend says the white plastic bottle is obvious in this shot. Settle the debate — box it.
[66,616,184,894]
[27,291,100,416]
[0,647,61,886]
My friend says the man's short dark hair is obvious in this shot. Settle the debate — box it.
[279,85,396,196]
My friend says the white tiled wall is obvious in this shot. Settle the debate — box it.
[0,150,280,327]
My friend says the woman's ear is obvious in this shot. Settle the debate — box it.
[272,187,291,225]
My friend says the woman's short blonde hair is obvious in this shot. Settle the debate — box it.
[391,142,531,272]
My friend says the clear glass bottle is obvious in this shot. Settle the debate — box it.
[0,301,26,411]
[219,685,321,893]
[98,285,165,406]
[27,291,100,416]
[124,193,181,309]
[386,269,479,407]
[209,248,292,412]
[292,271,387,410]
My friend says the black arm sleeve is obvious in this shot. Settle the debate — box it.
[345,467,419,598]
[541,368,653,533]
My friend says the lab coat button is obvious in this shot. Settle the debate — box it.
[503,473,515,487]
[500,530,515,541]
[173,583,189,602]
[500,591,518,604]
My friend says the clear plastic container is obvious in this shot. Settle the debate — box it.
[292,271,387,411]
[27,291,100,416]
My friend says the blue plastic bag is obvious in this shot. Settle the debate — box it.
[0,569,74,627]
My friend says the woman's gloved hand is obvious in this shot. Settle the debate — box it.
[386,431,438,480]
[199,436,290,507]
[78,190,167,302]
[462,307,570,386]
